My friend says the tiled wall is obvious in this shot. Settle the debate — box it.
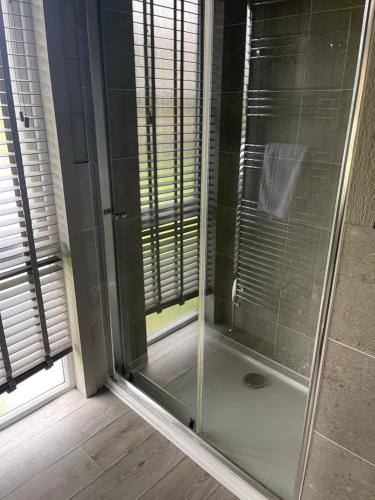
[214,0,366,379]
[43,0,110,394]
[212,0,248,324]
[302,23,375,500]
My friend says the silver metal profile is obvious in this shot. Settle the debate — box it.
[294,1,375,498]
[86,1,122,377]
[107,375,274,500]
[196,0,214,433]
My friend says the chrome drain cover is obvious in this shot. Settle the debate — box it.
[244,372,266,389]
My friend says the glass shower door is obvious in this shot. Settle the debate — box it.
[197,0,368,499]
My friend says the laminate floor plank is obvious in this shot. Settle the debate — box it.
[147,322,198,364]
[0,389,88,458]
[0,390,127,497]
[141,334,199,387]
[207,484,238,499]
[138,456,221,500]
[4,446,102,500]
[82,409,155,471]
[71,432,185,500]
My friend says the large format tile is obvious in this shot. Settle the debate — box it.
[250,14,308,91]
[221,24,247,93]
[107,89,138,159]
[329,225,375,357]
[315,339,375,464]
[217,152,241,209]
[346,26,375,228]
[312,0,365,11]
[275,325,314,377]
[303,10,351,90]
[303,431,375,500]
[232,310,277,359]
[215,205,236,259]
[101,9,136,90]
[250,0,310,20]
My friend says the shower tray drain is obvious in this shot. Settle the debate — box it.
[244,372,266,389]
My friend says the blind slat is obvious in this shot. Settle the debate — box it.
[0,0,71,394]
[134,0,202,313]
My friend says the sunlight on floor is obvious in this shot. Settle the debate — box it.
[0,359,65,417]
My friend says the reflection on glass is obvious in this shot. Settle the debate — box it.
[103,0,367,497]
[199,1,365,498]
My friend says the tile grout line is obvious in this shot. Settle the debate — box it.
[314,431,375,468]
[328,337,375,360]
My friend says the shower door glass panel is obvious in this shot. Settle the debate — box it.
[98,0,202,426]
[199,1,366,499]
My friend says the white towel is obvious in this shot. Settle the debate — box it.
[259,143,307,219]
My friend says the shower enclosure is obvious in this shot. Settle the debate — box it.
[88,0,373,498]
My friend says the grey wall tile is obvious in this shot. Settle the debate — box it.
[278,279,321,338]
[60,0,78,59]
[223,0,247,26]
[212,297,232,325]
[114,216,144,274]
[69,163,94,231]
[232,309,277,358]
[250,14,308,91]
[101,0,132,13]
[275,325,313,377]
[118,270,146,326]
[330,225,375,356]
[304,10,351,90]
[65,57,83,114]
[215,205,236,258]
[217,92,244,153]
[312,0,365,12]
[111,157,141,217]
[77,228,101,291]
[107,90,138,159]
[70,113,88,163]
[315,339,375,464]
[289,161,340,230]
[346,36,375,228]
[250,0,310,21]
[221,24,246,92]
[303,431,375,500]
[87,285,108,386]
[123,317,148,366]
[102,9,136,90]
[214,253,234,303]
[217,152,240,209]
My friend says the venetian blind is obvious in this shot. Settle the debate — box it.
[0,0,71,394]
[132,0,202,314]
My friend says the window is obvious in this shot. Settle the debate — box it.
[0,0,72,396]
[132,0,202,315]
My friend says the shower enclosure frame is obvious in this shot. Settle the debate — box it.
[86,0,375,498]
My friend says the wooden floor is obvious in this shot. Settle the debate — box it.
[0,389,236,500]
